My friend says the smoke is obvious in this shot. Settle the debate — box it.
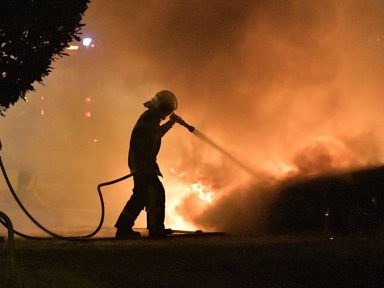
[1,0,384,235]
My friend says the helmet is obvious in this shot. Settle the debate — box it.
[144,90,178,115]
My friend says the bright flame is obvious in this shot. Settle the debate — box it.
[162,168,218,230]
[262,160,297,179]
[165,179,197,230]
[189,182,215,204]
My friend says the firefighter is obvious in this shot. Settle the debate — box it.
[115,90,180,238]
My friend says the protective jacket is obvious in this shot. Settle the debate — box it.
[128,109,174,176]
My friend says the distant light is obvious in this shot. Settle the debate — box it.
[82,37,93,47]
[41,109,45,116]
[40,96,44,101]
[85,111,92,118]
[84,97,91,103]
[67,45,79,50]
[93,138,98,143]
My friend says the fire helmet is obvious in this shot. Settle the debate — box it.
[144,90,178,115]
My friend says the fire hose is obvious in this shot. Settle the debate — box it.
[0,114,194,240]
[0,211,15,271]
[0,153,133,240]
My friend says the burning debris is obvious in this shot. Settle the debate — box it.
[176,164,384,236]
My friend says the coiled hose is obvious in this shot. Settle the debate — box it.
[0,155,132,240]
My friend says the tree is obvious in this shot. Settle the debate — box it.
[0,0,90,115]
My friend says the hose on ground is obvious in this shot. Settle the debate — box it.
[0,211,15,270]
[0,155,132,240]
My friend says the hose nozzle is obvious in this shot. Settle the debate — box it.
[170,113,195,132]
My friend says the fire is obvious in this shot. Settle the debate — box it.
[259,134,373,183]
[262,160,297,179]
[163,168,217,230]
[189,182,215,204]
[291,135,372,177]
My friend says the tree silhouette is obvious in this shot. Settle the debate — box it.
[0,0,90,115]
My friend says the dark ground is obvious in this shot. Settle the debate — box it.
[1,233,384,288]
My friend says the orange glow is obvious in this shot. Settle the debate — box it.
[261,160,297,180]
[189,182,215,204]
[161,168,218,230]
[3,1,384,235]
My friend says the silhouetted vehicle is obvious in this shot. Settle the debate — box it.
[268,166,384,235]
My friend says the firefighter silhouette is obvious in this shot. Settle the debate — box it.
[115,90,181,238]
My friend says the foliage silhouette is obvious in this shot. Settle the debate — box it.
[0,0,90,115]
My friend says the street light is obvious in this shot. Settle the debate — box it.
[82,37,93,47]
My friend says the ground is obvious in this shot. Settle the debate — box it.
[1,233,384,288]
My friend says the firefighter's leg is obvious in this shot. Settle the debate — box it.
[147,176,166,236]
[115,175,147,235]
[115,193,144,229]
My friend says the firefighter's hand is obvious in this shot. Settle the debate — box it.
[169,113,182,124]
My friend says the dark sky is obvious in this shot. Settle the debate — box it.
[1,0,384,234]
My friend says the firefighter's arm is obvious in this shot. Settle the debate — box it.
[160,119,176,137]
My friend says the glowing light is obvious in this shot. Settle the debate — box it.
[263,160,297,178]
[82,37,93,47]
[93,138,98,143]
[190,182,215,204]
[84,111,92,118]
[170,168,186,178]
[84,97,91,103]
[67,45,79,50]
[164,168,217,230]
[40,109,44,116]
[162,178,197,230]
[40,96,44,101]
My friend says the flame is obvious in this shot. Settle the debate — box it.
[189,182,215,204]
[162,168,218,230]
[261,160,297,179]
[259,134,373,182]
